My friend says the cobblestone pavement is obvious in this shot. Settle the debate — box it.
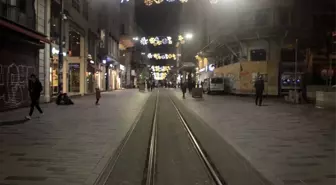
[171,89,335,185]
[0,90,150,185]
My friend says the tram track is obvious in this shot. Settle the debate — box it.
[99,90,226,185]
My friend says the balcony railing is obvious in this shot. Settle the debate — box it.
[0,2,35,30]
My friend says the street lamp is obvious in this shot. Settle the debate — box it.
[133,37,139,41]
[185,33,193,40]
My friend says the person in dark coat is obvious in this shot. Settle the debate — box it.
[95,87,101,105]
[26,74,43,120]
[254,75,265,106]
[181,82,187,98]
[147,80,151,92]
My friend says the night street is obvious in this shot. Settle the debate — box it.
[0,89,335,185]
[0,90,150,185]
[1,0,335,185]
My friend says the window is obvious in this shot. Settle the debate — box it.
[278,8,291,26]
[120,24,125,34]
[83,0,88,20]
[72,0,80,13]
[211,78,223,84]
[255,9,270,27]
[108,37,113,56]
[18,0,26,13]
[69,30,81,57]
[250,49,267,61]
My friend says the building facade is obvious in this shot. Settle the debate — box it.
[0,0,50,111]
[119,0,136,88]
[192,0,335,96]
[0,0,126,111]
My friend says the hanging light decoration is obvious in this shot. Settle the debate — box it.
[144,0,153,6]
[209,0,218,4]
[140,37,148,45]
[154,0,164,4]
[139,36,173,46]
[147,53,177,60]
[145,0,187,5]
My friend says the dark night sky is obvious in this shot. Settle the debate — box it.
[135,2,182,38]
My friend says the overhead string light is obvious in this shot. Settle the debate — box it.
[144,0,188,6]
[209,0,218,4]
[147,53,177,60]
[140,36,172,46]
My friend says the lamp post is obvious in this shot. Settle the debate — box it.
[58,0,64,94]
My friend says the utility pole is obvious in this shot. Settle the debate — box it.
[294,39,298,92]
[329,32,334,87]
[58,0,64,94]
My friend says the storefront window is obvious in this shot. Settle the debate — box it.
[69,31,81,57]
[68,63,80,92]
[50,59,59,95]
[86,63,95,93]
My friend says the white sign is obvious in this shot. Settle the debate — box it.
[120,64,125,71]
[208,64,215,71]
[52,47,66,56]
[199,68,206,72]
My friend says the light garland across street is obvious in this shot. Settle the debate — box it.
[140,36,173,46]
[147,53,177,60]
[144,0,188,6]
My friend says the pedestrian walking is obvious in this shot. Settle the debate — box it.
[95,87,101,105]
[181,82,187,98]
[254,75,265,106]
[147,80,151,92]
[151,81,154,91]
[26,74,43,120]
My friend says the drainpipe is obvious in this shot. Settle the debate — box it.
[44,0,51,102]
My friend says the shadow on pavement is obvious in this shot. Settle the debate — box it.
[0,119,28,127]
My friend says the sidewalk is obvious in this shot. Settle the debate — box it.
[0,90,150,185]
[172,90,335,185]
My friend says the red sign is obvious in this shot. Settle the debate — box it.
[321,69,334,79]
[332,31,336,37]
[328,69,334,77]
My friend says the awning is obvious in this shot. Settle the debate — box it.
[177,62,196,71]
[0,18,50,43]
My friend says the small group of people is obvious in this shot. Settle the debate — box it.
[25,74,102,120]
[146,80,154,92]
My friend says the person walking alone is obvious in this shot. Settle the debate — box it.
[181,82,187,99]
[26,74,43,120]
[95,87,101,105]
[254,75,265,106]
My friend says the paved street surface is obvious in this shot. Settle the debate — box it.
[171,89,335,185]
[155,91,212,185]
[104,90,213,185]
[0,88,335,185]
[0,90,150,185]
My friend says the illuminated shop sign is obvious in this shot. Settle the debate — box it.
[52,47,66,56]
[208,64,215,71]
[120,64,125,71]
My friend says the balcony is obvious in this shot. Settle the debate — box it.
[0,2,35,30]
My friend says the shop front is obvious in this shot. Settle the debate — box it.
[106,64,117,90]
[119,64,126,88]
[50,45,67,96]
[86,55,96,94]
